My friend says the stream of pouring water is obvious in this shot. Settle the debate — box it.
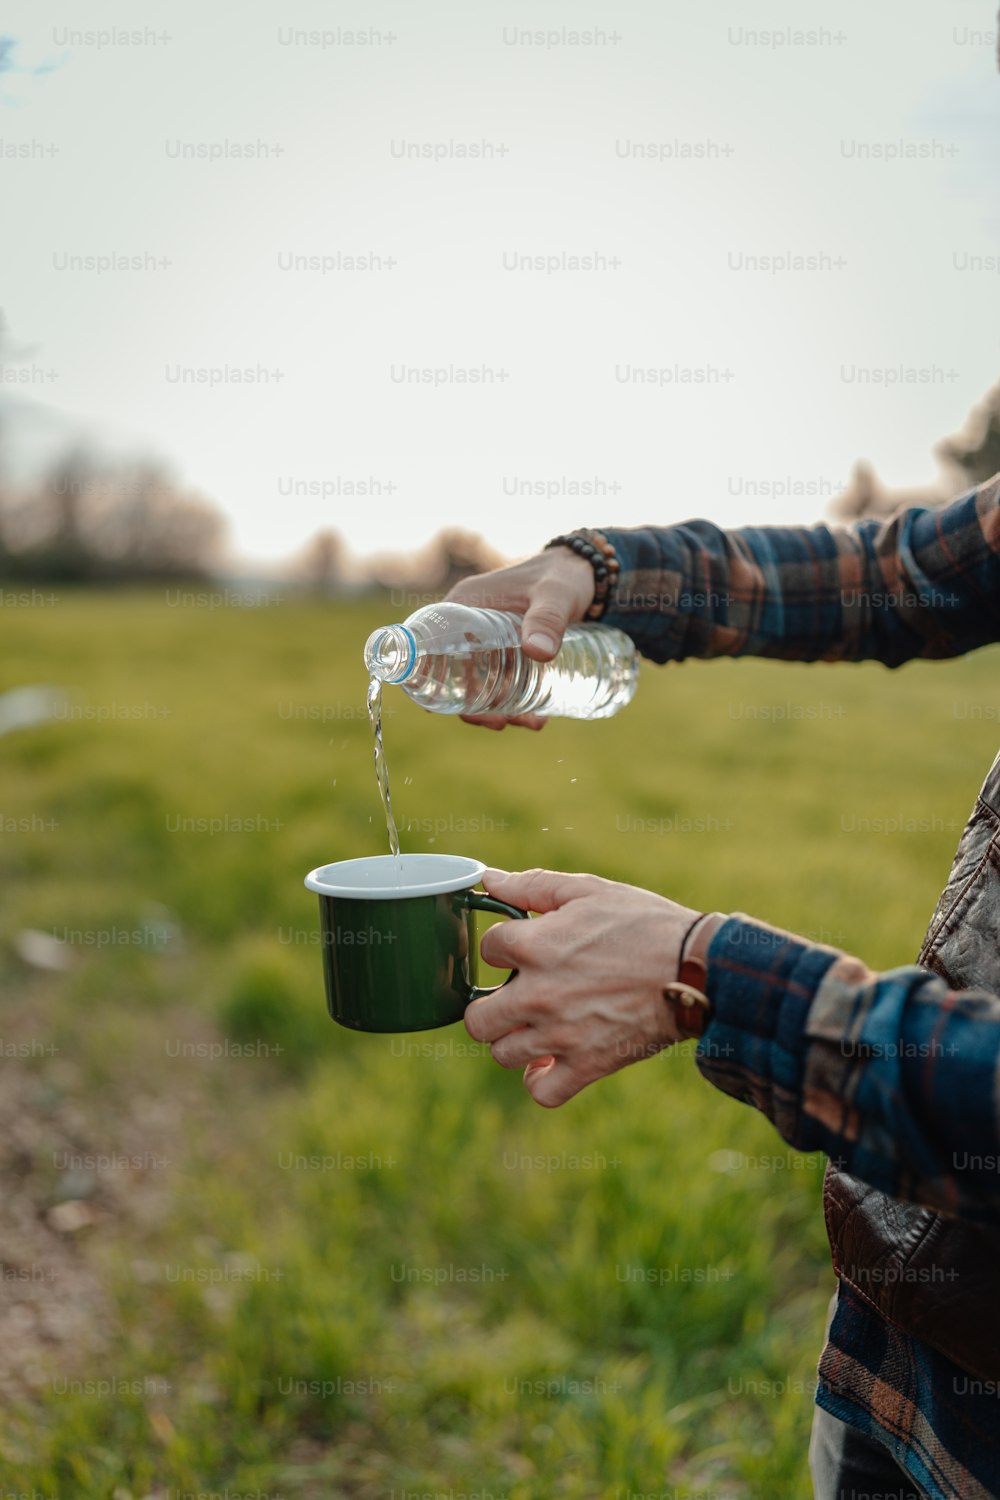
[367,675,402,878]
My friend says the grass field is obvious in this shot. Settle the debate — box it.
[1,588,998,1498]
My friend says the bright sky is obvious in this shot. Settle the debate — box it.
[2,0,999,570]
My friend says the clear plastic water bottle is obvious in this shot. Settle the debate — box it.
[364,602,639,719]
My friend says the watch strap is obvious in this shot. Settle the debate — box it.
[663,912,728,1039]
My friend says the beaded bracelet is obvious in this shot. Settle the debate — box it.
[543,528,620,621]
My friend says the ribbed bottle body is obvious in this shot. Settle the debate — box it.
[365,604,638,719]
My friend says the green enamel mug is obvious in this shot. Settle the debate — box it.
[303,854,530,1033]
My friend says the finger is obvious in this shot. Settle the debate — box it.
[488,1026,554,1071]
[479,913,534,970]
[504,714,547,730]
[520,577,580,661]
[458,714,506,731]
[464,985,534,1043]
[458,713,547,731]
[523,1057,583,1109]
[481,866,597,914]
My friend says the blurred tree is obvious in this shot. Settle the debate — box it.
[830,378,1000,523]
[0,455,226,581]
[81,461,226,578]
[432,527,507,592]
[368,528,506,593]
[34,447,93,577]
[292,528,345,594]
[0,312,227,580]
[0,449,94,572]
[829,459,890,521]
[936,380,1000,490]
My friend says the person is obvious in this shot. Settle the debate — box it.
[445,477,1000,1500]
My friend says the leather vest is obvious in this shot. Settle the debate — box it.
[824,748,1000,1382]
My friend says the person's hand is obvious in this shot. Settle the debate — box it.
[464,867,702,1107]
[444,547,594,729]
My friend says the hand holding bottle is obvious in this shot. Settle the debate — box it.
[443,547,596,729]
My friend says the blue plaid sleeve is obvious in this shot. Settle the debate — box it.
[597,473,1000,665]
[698,916,1000,1227]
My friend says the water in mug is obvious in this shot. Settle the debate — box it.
[363,603,639,718]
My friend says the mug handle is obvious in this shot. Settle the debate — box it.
[461,890,531,1001]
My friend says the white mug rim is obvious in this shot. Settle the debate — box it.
[304,852,487,899]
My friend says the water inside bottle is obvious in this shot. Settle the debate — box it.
[367,675,403,877]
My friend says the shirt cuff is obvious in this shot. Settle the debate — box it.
[594,525,690,663]
[695,913,843,1150]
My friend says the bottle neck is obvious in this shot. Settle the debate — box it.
[364,623,417,684]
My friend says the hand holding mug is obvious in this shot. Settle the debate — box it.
[464,867,702,1107]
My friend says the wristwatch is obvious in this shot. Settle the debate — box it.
[662,912,728,1039]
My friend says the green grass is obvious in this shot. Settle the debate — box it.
[1,588,997,1497]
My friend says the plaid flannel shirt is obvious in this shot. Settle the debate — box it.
[599,473,1000,1500]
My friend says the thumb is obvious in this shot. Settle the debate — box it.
[482,866,595,914]
[520,578,578,661]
